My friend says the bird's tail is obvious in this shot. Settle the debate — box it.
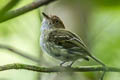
[88,53,106,80]
[88,53,105,66]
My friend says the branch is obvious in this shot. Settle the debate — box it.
[0,44,40,63]
[0,0,56,23]
[0,63,120,73]
[0,0,20,15]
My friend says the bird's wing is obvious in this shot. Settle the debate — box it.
[47,29,89,55]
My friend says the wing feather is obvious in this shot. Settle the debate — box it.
[47,29,89,54]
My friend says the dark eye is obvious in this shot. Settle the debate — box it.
[55,20,59,23]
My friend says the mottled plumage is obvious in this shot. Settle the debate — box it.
[40,12,106,80]
[47,29,89,61]
[40,12,105,67]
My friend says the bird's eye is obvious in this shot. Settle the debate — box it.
[55,20,59,23]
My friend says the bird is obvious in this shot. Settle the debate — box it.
[40,12,106,80]
[40,12,105,67]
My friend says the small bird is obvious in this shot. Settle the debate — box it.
[40,12,105,68]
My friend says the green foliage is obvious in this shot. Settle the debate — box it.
[93,0,120,6]
[0,0,41,80]
[88,8,120,80]
[0,0,20,16]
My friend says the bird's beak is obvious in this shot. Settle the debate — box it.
[42,12,50,19]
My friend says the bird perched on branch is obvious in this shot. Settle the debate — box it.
[40,12,106,66]
[40,12,106,80]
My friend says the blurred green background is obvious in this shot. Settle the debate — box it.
[0,0,120,80]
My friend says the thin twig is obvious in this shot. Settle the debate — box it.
[0,0,20,15]
[0,44,40,63]
[0,63,120,73]
[0,0,56,23]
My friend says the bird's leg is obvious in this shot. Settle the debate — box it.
[68,61,75,67]
[60,61,66,66]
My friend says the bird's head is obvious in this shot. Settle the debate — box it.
[41,12,65,30]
